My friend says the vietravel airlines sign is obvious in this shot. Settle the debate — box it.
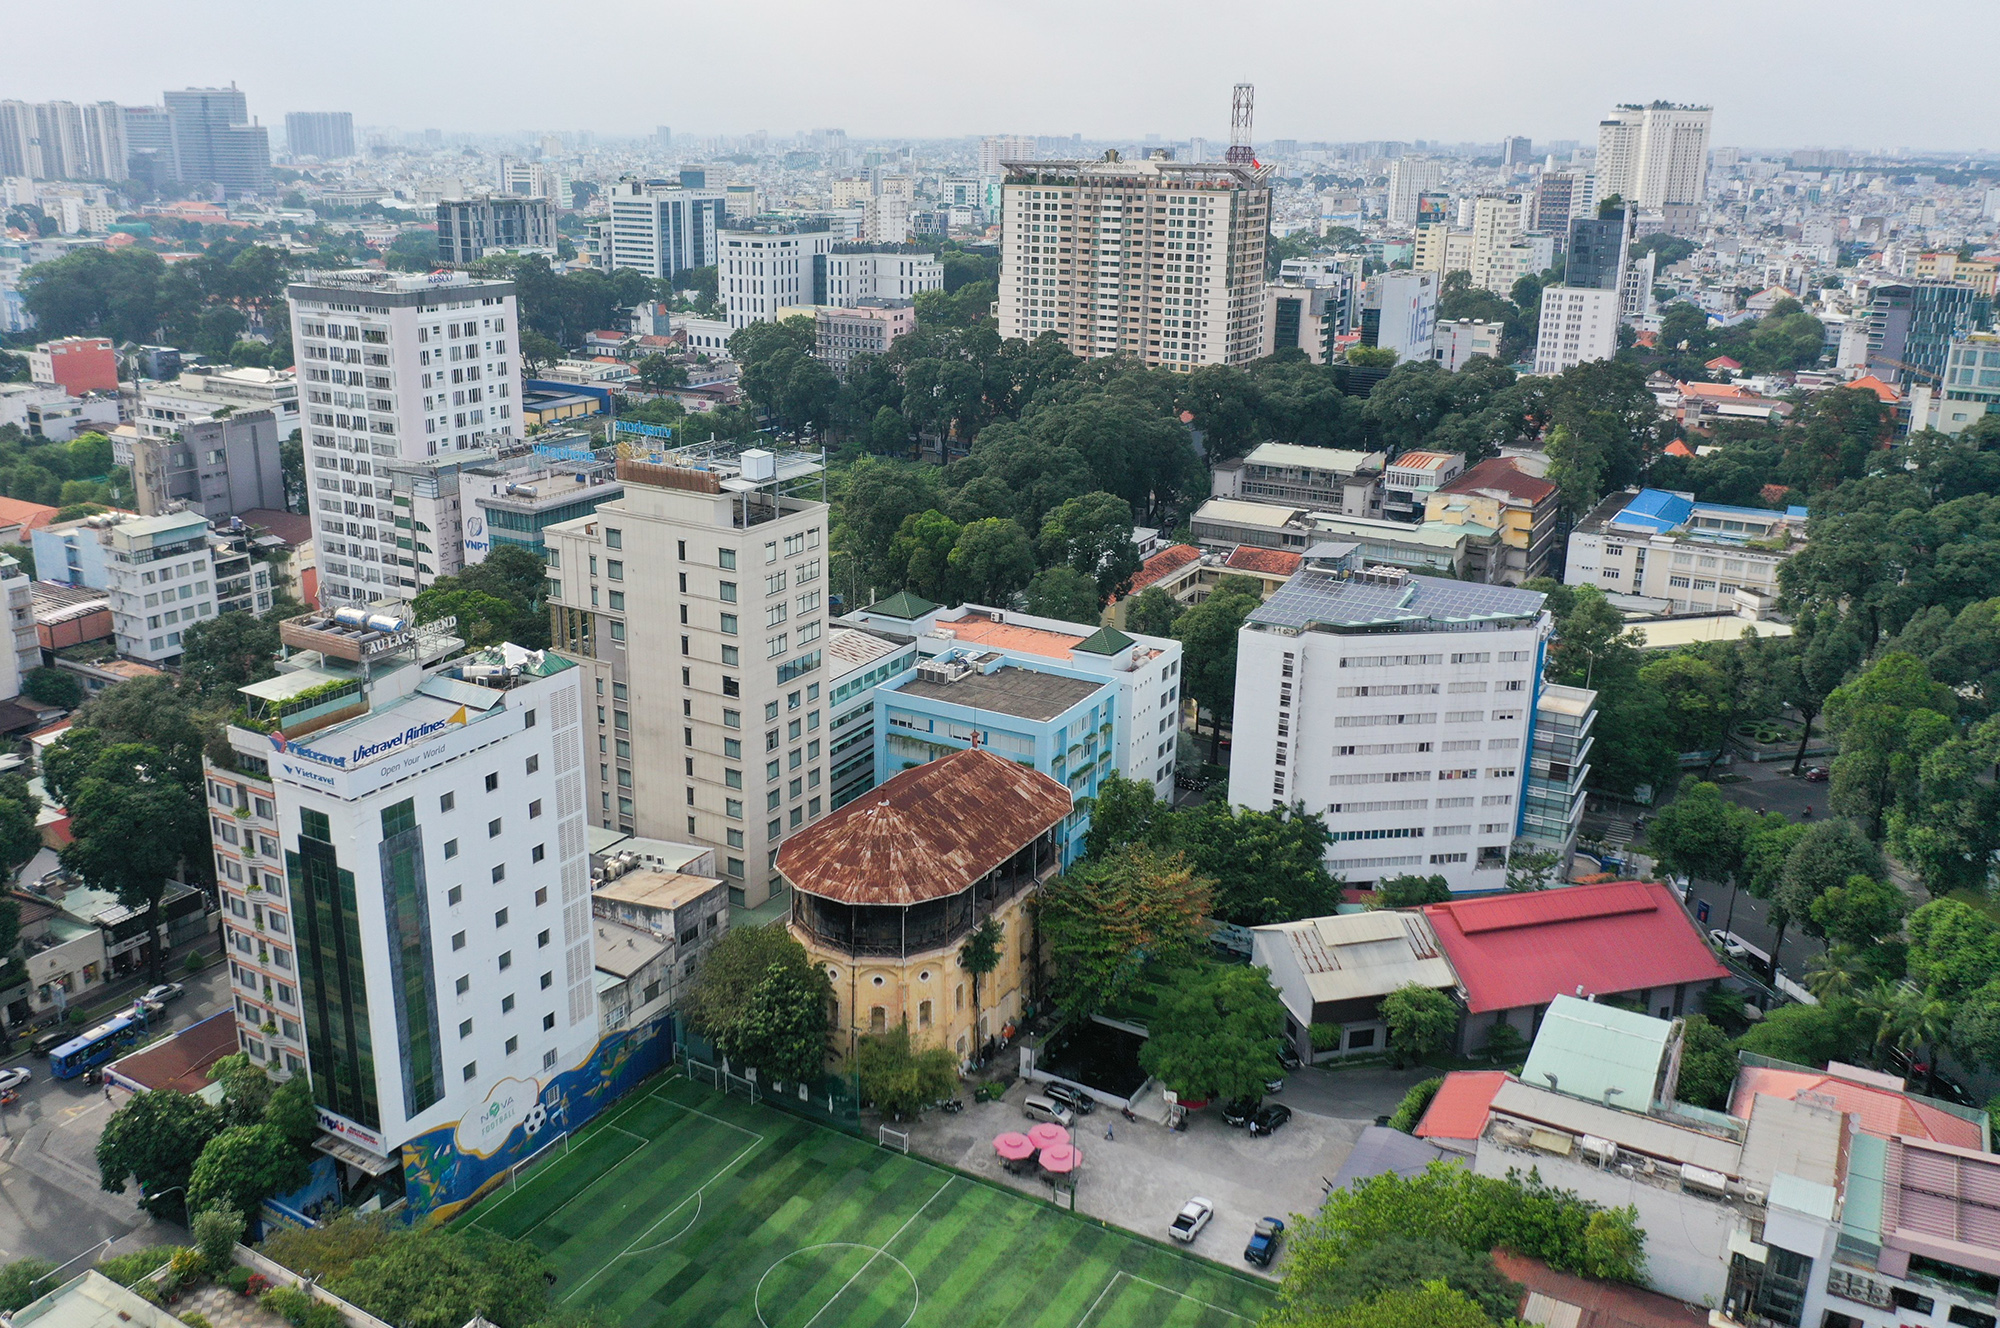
[271,705,469,771]
[270,703,499,798]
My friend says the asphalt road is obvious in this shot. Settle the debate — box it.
[0,949,232,1267]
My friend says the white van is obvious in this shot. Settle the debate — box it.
[1022,1095,1074,1128]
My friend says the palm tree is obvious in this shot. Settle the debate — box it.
[1803,946,1871,1003]
[959,916,1004,1061]
[1863,982,1953,1093]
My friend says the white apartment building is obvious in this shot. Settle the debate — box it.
[979,135,1036,178]
[1433,319,1504,371]
[1365,270,1440,364]
[601,181,727,283]
[1469,193,1526,293]
[1386,157,1444,227]
[543,441,831,909]
[996,156,1271,370]
[131,366,300,446]
[1412,224,1473,277]
[287,270,523,606]
[207,616,596,1172]
[1564,488,1805,617]
[1533,286,1620,375]
[720,221,836,329]
[822,244,942,306]
[0,553,32,703]
[1594,103,1712,232]
[1229,545,1555,894]
[96,509,226,663]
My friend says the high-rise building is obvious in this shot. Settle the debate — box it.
[1469,192,1528,293]
[1565,205,1631,291]
[120,105,179,185]
[497,158,569,207]
[542,439,833,908]
[1502,136,1532,167]
[1532,169,1591,240]
[600,180,727,284]
[1360,270,1440,364]
[286,270,524,605]
[720,218,835,328]
[822,243,943,306]
[285,111,355,160]
[0,101,126,180]
[1385,156,1444,227]
[1227,544,1593,893]
[203,622,603,1196]
[1867,282,1994,386]
[1593,103,1711,233]
[979,134,1035,178]
[164,86,270,193]
[1533,286,1621,375]
[437,196,555,263]
[997,156,1270,370]
[654,126,672,150]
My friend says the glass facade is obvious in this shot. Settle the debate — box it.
[379,798,443,1119]
[290,807,379,1130]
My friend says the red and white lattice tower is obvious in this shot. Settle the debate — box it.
[1226,83,1256,165]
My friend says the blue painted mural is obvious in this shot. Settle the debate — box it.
[401,1015,675,1222]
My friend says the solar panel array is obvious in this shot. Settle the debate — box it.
[1251,567,1546,631]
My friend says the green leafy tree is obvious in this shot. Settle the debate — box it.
[1036,845,1213,1020]
[886,509,962,601]
[188,1123,312,1216]
[98,1089,221,1218]
[1174,584,1260,761]
[1137,962,1288,1103]
[0,1259,57,1313]
[192,1204,244,1275]
[61,741,204,981]
[327,1227,554,1328]
[948,517,1036,605]
[1268,1233,1519,1326]
[1379,983,1458,1067]
[1037,491,1141,600]
[209,1051,276,1128]
[1740,816,1809,967]
[1159,799,1341,925]
[1907,899,2000,1003]
[735,957,833,1086]
[1504,847,1560,892]
[1823,651,1955,838]
[1809,874,1906,949]
[634,352,687,393]
[178,611,280,698]
[22,666,82,709]
[1022,566,1100,622]
[1776,820,1885,943]
[1673,1015,1739,1109]
[1544,422,1607,515]
[1733,997,1869,1068]
[1637,651,1733,757]
[1080,772,1162,861]
[1375,874,1453,908]
[1122,586,1182,637]
[852,1023,959,1118]
[1644,781,1751,885]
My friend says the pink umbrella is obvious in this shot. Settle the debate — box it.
[1039,1143,1080,1173]
[1026,1122,1070,1150]
[994,1132,1035,1161]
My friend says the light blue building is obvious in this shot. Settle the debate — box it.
[874,646,1120,865]
[31,515,118,590]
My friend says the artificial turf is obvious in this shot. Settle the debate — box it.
[461,1073,1277,1328]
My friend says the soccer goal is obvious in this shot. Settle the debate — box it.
[877,1126,910,1154]
[723,1067,758,1101]
[686,1060,723,1091]
[505,1129,569,1191]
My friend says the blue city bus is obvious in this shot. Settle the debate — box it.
[49,1006,150,1080]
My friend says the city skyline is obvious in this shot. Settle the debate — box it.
[4,0,1996,153]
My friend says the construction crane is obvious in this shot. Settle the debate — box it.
[1865,354,1940,385]
[1226,84,1256,165]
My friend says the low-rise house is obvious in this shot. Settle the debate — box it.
[590,867,729,1027]
[1209,442,1386,518]
[1565,488,1807,618]
[1420,879,1731,1056]
[1425,458,1561,584]
[1251,908,1457,1061]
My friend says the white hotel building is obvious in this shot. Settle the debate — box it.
[205,611,596,1171]
[1229,544,1590,895]
[286,271,524,606]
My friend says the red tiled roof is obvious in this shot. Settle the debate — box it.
[1492,1251,1709,1328]
[1421,880,1729,1014]
[1437,457,1557,505]
[1730,1067,1984,1150]
[1847,374,1901,402]
[1415,1070,1508,1141]
[1680,381,1756,399]
[1127,544,1202,594]
[1706,355,1743,370]
[108,1012,239,1095]
[1222,547,1302,577]
[1663,440,1695,458]
[0,496,59,533]
[776,747,1071,906]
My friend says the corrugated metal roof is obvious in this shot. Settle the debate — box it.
[1520,994,1673,1108]
[775,746,1071,906]
[1415,1070,1509,1141]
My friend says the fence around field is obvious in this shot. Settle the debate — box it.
[676,1026,862,1134]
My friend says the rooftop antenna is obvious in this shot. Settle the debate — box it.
[1226,83,1256,165]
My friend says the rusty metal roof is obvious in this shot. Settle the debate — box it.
[776,747,1072,907]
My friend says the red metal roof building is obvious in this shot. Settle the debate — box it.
[1730,1063,1985,1151]
[1421,880,1730,1056]
[1413,1069,1509,1150]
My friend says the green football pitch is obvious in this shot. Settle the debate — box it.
[461,1073,1278,1328]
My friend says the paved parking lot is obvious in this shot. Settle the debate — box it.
[903,1076,1365,1277]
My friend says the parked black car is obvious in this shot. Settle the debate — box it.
[1249,1103,1293,1137]
[1222,1097,1259,1127]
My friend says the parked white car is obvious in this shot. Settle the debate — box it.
[1169,1197,1213,1243]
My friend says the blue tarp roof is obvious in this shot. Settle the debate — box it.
[1606,489,1694,533]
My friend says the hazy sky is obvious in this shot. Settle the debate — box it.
[10,0,1995,152]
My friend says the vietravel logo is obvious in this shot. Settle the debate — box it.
[272,705,469,771]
